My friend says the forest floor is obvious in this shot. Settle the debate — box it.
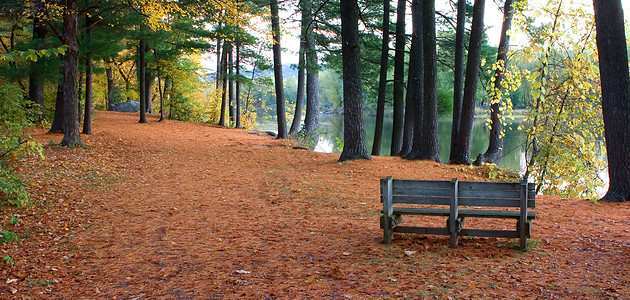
[1,111,629,299]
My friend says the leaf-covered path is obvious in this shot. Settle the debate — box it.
[2,111,629,298]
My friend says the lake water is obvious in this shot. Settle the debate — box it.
[261,113,527,172]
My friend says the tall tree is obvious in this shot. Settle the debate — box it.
[417,0,439,162]
[289,9,306,136]
[474,0,516,165]
[402,0,424,160]
[270,0,288,139]
[390,0,407,156]
[29,0,48,120]
[138,39,147,123]
[593,0,630,202]
[449,0,485,164]
[449,0,466,161]
[228,46,235,125]
[339,0,371,162]
[371,0,391,156]
[235,42,242,128]
[60,0,83,147]
[218,42,229,126]
[49,82,64,133]
[302,1,319,147]
[82,13,93,135]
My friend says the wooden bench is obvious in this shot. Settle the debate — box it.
[380,177,536,251]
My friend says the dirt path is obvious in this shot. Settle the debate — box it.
[1,111,629,299]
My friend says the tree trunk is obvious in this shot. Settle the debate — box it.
[270,0,288,139]
[371,0,391,156]
[390,0,407,156]
[82,14,93,135]
[450,0,485,165]
[418,0,440,162]
[49,82,65,133]
[403,0,425,160]
[228,47,235,125]
[154,50,164,121]
[289,17,307,136]
[138,39,147,123]
[218,42,229,127]
[29,0,47,120]
[106,65,115,110]
[145,72,154,113]
[474,0,515,165]
[594,0,630,202]
[449,0,466,161]
[235,42,241,128]
[339,0,371,161]
[60,0,83,147]
[302,1,320,148]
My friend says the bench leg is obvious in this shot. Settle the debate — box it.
[517,220,530,251]
[447,217,463,248]
[381,214,402,244]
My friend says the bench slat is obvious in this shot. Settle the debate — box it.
[393,226,450,236]
[392,186,451,197]
[459,181,535,192]
[459,229,520,238]
[392,207,536,219]
[392,195,451,205]
[458,198,535,208]
[392,179,452,189]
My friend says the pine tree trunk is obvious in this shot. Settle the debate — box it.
[82,14,93,135]
[106,65,114,110]
[302,1,320,148]
[449,0,466,161]
[474,0,515,165]
[60,0,83,147]
[390,0,407,156]
[418,0,440,162]
[49,82,64,133]
[270,0,288,139]
[339,0,371,162]
[289,18,306,136]
[138,39,147,123]
[404,0,425,160]
[218,42,229,127]
[228,47,235,125]
[450,0,485,165]
[145,73,154,113]
[29,0,47,120]
[235,43,241,128]
[371,0,390,156]
[594,0,630,202]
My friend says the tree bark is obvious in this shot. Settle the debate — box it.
[390,0,407,156]
[449,0,466,161]
[474,0,515,165]
[145,72,154,113]
[302,1,320,148]
[403,0,425,160]
[138,39,147,123]
[289,15,307,136]
[218,42,229,127]
[270,0,288,139]
[60,0,83,147]
[593,0,630,202]
[418,0,440,162]
[228,46,235,125]
[235,43,242,128]
[154,50,164,121]
[49,82,64,133]
[29,0,48,120]
[106,65,115,110]
[339,0,371,162]
[450,0,485,165]
[371,0,391,156]
[82,14,93,135]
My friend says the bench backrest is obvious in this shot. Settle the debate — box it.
[383,178,535,208]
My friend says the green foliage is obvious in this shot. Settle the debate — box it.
[0,46,67,63]
[10,214,21,225]
[334,137,344,153]
[515,1,606,199]
[0,85,43,206]
[0,229,20,244]
[2,255,14,266]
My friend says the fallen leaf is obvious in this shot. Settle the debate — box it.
[235,270,251,274]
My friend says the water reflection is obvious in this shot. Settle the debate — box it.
[314,114,526,171]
